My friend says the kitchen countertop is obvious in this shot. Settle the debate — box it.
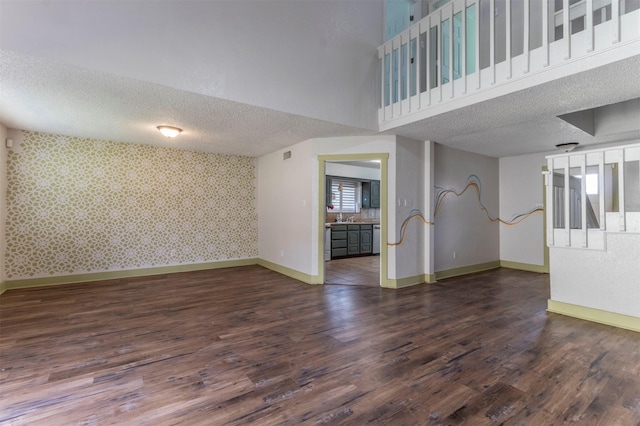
[325,221,380,227]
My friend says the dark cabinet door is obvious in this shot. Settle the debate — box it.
[347,230,360,255]
[331,225,348,259]
[361,181,371,209]
[370,180,381,208]
[360,229,372,254]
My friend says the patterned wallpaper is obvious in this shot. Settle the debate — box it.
[0,126,7,283]
[5,131,258,280]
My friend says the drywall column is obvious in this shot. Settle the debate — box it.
[393,137,427,285]
[424,141,435,281]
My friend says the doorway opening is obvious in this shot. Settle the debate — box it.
[318,155,388,287]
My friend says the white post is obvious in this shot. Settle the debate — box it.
[414,29,420,110]
[586,0,594,52]
[524,0,530,73]
[379,47,385,121]
[612,0,620,44]
[506,0,512,79]
[403,33,410,114]
[462,0,467,94]
[425,20,432,106]
[447,4,454,98]
[564,161,571,246]
[619,152,626,231]
[490,0,496,84]
[598,153,605,230]
[563,0,571,60]
[438,9,443,102]
[476,0,481,89]
[542,0,549,67]
[546,159,555,246]
[580,156,587,247]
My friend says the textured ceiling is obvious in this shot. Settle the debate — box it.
[1,0,639,158]
[0,50,374,157]
[385,54,640,157]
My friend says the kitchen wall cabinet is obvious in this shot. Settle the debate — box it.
[361,180,380,209]
[362,181,371,208]
[370,180,380,208]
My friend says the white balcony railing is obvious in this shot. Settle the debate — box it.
[545,141,640,251]
[378,0,640,129]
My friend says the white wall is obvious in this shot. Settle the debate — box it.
[550,233,640,317]
[257,139,315,274]
[393,137,427,279]
[0,123,7,289]
[434,143,499,271]
[595,98,640,136]
[258,135,442,282]
[1,0,382,131]
[258,135,403,279]
[499,151,550,266]
[313,136,399,278]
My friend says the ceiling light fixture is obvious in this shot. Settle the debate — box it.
[555,142,579,152]
[157,125,182,138]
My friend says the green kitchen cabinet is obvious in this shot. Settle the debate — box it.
[362,180,380,209]
[362,181,371,208]
[370,180,380,208]
[347,225,360,255]
[330,224,375,259]
[360,224,372,254]
[331,224,347,258]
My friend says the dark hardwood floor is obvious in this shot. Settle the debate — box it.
[1,266,639,425]
[324,255,380,287]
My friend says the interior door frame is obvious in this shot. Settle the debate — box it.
[317,154,390,287]
[542,165,550,272]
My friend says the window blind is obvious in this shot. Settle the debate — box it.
[330,179,360,213]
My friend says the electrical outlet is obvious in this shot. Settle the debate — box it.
[536,203,543,209]
[280,250,284,257]
[453,251,456,259]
